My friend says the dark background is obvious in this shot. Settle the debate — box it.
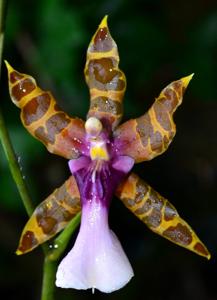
[0,0,217,299]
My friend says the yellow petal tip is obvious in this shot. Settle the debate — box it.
[206,253,211,260]
[4,60,14,73]
[15,249,23,256]
[182,73,194,87]
[99,15,108,28]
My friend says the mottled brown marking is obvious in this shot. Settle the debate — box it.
[34,177,81,236]
[153,101,172,131]
[35,126,50,144]
[163,135,170,147]
[150,131,163,153]
[46,113,70,141]
[142,190,164,227]
[35,113,70,144]
[55,181,80,212]
[144,208,162,228]
[18,231,38,253]
[135,198,151,215]
[91,27,113,52]
[54,103,62,112]
[36,200,61,235]
[134,184,163,223]
[38,216,57,235]
[160,88,178,113]
[182,85,187,95]
[122,198,135,207]
[95,27,108,42]
[87,58,125,91]
[163,223,193,245]
[10,71,24,83]
[67,196,81,208]
[172,80,182,97]
[12,78,36,101]
[22,93,51,126]
[164,201,178,221]
[62,209,75,221]
[90,97,122,115]
[193,242,209,256]
[135,179,148,203]
[136,114,154,148]
[89,58,116,83]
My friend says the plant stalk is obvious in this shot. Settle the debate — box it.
[41,257,57,300]
[48,212,81,261]
[0,2,81,299]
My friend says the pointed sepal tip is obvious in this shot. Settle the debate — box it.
[99,15,108,28]
[15,249,23,256]
[181,73,194,88]
[4,60,14,74]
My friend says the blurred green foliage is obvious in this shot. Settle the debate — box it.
[1,0,217,299]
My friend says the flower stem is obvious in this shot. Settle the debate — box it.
[0,0,35,216]
[0,2,81,299]
[41,257,57,300]
[0,0,6,70]
[0,111,35,215]
[40,213,81,299]
[48,212,81,261]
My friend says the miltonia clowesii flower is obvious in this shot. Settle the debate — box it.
[56,117,135,292]
[6,16,210,294]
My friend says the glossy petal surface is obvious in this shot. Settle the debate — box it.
[56,200,133,292]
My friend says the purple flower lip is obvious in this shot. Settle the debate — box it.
[56,194,134,293]
[56,117,135,292]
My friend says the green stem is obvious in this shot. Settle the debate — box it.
[41,212,81,299]
[0,0,34,216]
[48,212,81,261]
[0,0,34,215]
[0,2,81,299]
[41,257,57,300]
[0,0,6,69]
[0,111,35,215]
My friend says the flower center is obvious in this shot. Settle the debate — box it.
[85,117,109,161]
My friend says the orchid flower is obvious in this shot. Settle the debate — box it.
[6,16,210,293]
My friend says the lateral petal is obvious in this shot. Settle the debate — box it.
[5,61,85,159]
[116,173,210,259]
[16,176,81,254]
[114,75,193,163]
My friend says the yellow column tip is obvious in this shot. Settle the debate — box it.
[181,73,194,87]
[99,15,108,28]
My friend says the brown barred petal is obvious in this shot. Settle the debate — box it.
[5,61,86,159]
[113,75,193,163]
[115,173,210,259]
[84,16,126,130]
[16,176,81,254]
